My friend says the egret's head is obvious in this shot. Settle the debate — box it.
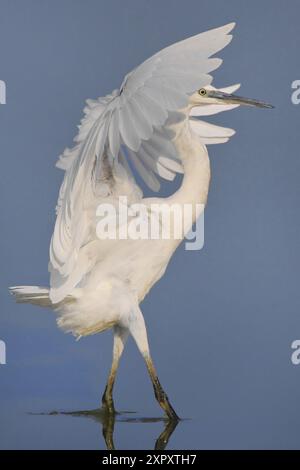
[190,86,274,108]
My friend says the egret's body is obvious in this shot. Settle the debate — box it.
[56,122,209,338]
[10,23,272,420]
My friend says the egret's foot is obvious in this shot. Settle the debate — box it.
[153,380,180,421]
[101,387,116,415]
[159,395,179,421]
[101,400,116,415]
[162,399,180,421]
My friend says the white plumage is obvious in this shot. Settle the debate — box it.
[49,23,236,306]
[10,23,272,419]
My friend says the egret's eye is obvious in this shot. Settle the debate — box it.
[199,88,207,96]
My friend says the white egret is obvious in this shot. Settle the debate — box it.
[10,23,272,420]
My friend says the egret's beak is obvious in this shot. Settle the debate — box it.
[208,90,274,109]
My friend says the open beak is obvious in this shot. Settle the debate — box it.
[208,90,274,109]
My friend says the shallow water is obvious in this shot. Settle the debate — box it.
[0,405,184,450]
[33,409,180,450]
[2,391,300,450]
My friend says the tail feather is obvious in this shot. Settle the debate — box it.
[9,286,53,307]
[9,285,113,338]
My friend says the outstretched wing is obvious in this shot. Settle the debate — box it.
[49,23,235,303]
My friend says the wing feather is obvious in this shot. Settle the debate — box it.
[50,23,237,302]
[127,149,161,191]
[137,145,176,181]
[108,110,120,158]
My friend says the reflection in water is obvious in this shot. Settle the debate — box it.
[36,409,179,450]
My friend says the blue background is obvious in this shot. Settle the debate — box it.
[0,0,300,449]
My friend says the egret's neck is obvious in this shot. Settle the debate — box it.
[169,120,211,214]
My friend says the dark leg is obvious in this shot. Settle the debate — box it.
[144,355,179,421]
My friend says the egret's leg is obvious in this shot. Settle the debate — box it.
[102,325,129,414]
[129,307,179,421]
